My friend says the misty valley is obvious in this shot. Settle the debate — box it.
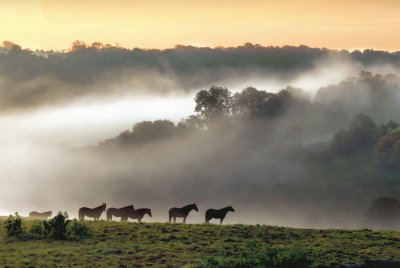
[2,42,400,267]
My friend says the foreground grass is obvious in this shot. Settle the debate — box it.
[1,219,400,267]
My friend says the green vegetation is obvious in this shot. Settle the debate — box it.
[3,212,91,241]
[1,219,400,267]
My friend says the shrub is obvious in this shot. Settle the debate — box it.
[43,212,70,240]
[272,246,313,267]
[29,221,46,238]
[68,219,92,239]
[195,243,314,268]
[4,213,23,238]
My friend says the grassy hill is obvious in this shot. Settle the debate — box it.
[1,219,400,267]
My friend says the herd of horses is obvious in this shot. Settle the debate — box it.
[28,203,235,224]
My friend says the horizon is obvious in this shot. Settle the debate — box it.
[2,40,400,54]
[1,0,400,52]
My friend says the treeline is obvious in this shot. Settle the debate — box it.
[2,41,400,84]
[2,40,400,110]
[99,71,400,167]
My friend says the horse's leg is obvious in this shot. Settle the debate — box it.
[220,216,225,224]
[183,217,186,224]
[173,217,176,223]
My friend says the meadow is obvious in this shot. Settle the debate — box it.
[1,218,400,267]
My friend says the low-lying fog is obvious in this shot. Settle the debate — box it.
[1,48,400,228]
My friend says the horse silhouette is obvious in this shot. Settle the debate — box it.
[78,203,106,220]
[106,205,135,221]
[29,211,52,219]
[129,208,152,223]
[169,203,198,223]
[205,206,235,224]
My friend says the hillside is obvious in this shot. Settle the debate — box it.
[1,219,400,267]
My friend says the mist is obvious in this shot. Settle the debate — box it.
[1,43,400,229]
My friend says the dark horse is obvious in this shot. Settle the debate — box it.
[106,205,135,222]
[129,208,152,223]
[29,211,52,219]
[205,206,235,224]
[78,203,106,220]
[169,203,198,223]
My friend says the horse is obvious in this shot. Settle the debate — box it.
[129,208,152,223]
[169,203,198,223]
[29,211,52,219]
[106,205,135,222]
[205,206,235,224]
[78,203,106,220]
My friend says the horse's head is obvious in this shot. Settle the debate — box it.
[228,206,235,212]
[192,204,199,212]
[102,203,106,211]
[147,209,152,217]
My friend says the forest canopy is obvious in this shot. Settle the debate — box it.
[1,41,400,111]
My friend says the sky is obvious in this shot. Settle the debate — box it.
[1,0,400,51]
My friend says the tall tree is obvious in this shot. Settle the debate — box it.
[194,86,231,122]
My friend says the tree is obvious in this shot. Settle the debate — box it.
[231,87,273,118]
[379,120,400,136]
[70,40,87,52]
[264,89,292,117]
[194,86,231,122]
[349,113,379,147]
[375,130,400,169]
[331,114,379,155]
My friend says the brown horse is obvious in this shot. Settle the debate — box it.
[205,206,235,224]
[78,203,106,220]
[106,205,135,221]
[169,203,198,223]
[29,211,52,219]
[129,208,152,223]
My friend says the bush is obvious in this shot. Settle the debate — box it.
[43,212,70,240]
[4,213,23,238]
[195,243,314,268]
[3,212,92,241]
[68,219,92,239]
[29,221,46,238]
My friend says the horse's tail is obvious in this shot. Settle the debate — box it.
[205,210,211,223]
[205,212,211,224]
[106,209,111,221]
[78,208,84,221]
[168,209,172,223]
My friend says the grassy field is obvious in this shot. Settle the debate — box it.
[1,218,400,267]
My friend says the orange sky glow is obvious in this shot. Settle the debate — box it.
[1,0,400,51]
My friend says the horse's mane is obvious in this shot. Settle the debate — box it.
[136,208,150,212]
[119,205,133,210]
[181,203,196,211]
